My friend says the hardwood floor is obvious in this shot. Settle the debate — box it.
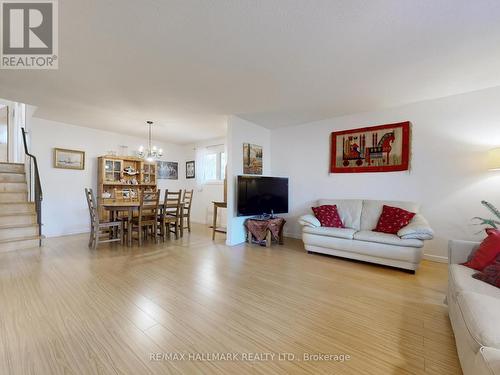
[0,224,461,374]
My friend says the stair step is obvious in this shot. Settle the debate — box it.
[0,163,24,174]
[0,182,27,192]
[0,172,25,183]
[0,235,40,253]
[0,213,37,225]
[0,224,38,240]
[0,192,28,203]
[0,202,36,214]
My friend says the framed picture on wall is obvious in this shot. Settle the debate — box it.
[243,143,263,175]
[53,148,85,170]
[157,161,178,179]
[330,121,411,173]
[186,160,195,179]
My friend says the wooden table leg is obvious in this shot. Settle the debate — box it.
[128,208,133,246]
[109,210,115,239]
[266,230,272,247]
[212,204,218,240]
[179,205,184,238]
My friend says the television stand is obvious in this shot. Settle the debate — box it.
[249,214,276,221]
[244,217,286,247]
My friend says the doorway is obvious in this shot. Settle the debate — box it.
[0,105,7,162]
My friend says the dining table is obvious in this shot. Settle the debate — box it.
[102,201,185,246]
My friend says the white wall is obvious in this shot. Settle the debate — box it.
[271,86,500,261]
[182,137,227,226]
[0,98,25,163]
[30,117,188,237]
[226,116,271,245]
[0,106,7,162]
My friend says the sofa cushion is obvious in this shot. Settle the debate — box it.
[318,199,362,230]
[360,200,420,231]
[302,226,356,240]
[374,205,416,234]
[480,347,500,375]
[312,205,344,228]
[449,264,500,301]
[457,292,500,350]
[463,229,500,271]
[302,234,423,263]
[353,230,423,248]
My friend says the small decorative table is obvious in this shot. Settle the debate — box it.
[244,217,286,247]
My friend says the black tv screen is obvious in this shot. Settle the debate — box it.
[237,176,289,217]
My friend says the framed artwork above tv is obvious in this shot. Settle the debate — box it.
[330,121,411,173]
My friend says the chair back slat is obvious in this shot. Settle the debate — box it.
[183,189,194,210]
[85,188,99,226]
[164,189,182,216]
[139,189,160,218]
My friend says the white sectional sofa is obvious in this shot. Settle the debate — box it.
[448,240,500,375]
[299,199,434,272]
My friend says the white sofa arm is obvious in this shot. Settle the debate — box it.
[448,240,480,264]
[397,214,434,240]
[299,214,321,228]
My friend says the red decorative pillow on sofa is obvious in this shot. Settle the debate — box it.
[463,229,500,271]
[472,259,500,288]
[311,205,344,228]
[374,205,416,235]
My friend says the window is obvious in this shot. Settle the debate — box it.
[203,151,226,182]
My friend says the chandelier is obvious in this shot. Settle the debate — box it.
[138,121,163,162]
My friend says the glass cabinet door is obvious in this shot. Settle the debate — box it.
[104,159,122,182]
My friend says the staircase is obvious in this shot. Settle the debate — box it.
[0,162,41,253]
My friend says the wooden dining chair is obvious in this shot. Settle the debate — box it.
[85,188,123,249]
[182,189,194,233]
[158,189,182,241]
[129,190,160,246]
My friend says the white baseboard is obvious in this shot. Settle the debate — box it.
[284,231,301,240]
[423,254,448,263]
[44,229,90,238]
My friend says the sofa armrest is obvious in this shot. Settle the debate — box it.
[448,240,480,264]
[299,214,321,228]
[479,347,500,375]
[397,214,434,240]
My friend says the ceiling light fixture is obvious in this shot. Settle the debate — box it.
[138,121,163,162]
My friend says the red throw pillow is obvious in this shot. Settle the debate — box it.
[463,229,500,271]
[311,205,344,228]
[472,261,500,288]
[374,205,416,234]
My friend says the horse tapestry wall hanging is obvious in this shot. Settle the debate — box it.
[330,121,411,173]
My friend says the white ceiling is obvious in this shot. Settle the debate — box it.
[1,0,500,144]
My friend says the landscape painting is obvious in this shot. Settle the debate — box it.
[243,143,263,175]
[54,148,85,170]
[157,161,178,179]
[330,121,411,173]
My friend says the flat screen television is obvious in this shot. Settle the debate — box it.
[237,176,289,217]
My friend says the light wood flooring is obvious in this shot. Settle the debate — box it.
[0,224,461,374]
